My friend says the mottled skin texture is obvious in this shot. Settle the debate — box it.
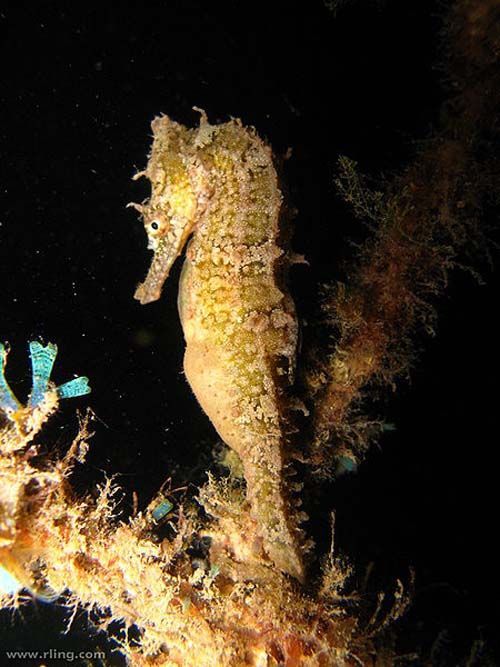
[133,113,306,580]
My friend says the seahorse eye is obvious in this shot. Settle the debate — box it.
[151,221,159,231]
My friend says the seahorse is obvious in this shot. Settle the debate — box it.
[132,112,307,580]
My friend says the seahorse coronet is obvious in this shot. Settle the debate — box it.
[134,112,309,580]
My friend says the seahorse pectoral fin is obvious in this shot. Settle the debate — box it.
[134,239,182,305]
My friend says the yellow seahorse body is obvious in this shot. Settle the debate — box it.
[133,113,305,580]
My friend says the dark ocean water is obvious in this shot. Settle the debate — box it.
[0,2,498,664]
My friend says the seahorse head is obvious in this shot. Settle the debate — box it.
[133,116,203,305]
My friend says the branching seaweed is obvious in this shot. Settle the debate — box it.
[305,0,500,473]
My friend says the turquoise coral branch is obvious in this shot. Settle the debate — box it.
[0,343,22,413]
[0,341,91,418]
[56,377,91,400]
[28,342,58,407]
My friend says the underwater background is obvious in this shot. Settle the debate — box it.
[0,1,498,664]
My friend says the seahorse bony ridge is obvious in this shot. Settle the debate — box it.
[134,112,308,579]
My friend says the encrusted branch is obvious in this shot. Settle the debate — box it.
[1,407,376,666]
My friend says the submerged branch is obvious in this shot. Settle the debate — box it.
[0,411,383,665]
